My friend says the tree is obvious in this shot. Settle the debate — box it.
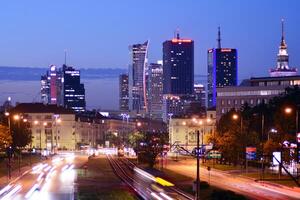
[0,124,12,149]
[11,121,31,149]
[129,131,168,168]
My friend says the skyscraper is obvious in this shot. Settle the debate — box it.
[194,83,206,107]
[41,65,60,105]
[163,33,194,95]
[62,65,86,112]
[269,19,297,77]
[128,41,149,113]
[148,61,163,119]
[119,74,129,111]
[207,27,238,108]
[41,73,50,104]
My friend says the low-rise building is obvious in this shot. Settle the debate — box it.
[216,76,300,120]
[169,110,216,153]
[11,103,77,150]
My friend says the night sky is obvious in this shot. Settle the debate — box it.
[0,0,299,80]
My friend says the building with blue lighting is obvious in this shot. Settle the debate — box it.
[207,27,238,108]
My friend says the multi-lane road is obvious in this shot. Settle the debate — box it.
[164,158,300,200]
[0,152,87,200]
[1,151,299,200]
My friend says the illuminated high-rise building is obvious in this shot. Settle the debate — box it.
[62,64,86,112]
[269,19,297,77]
[119,74,129,111]
[207,27,238,108]
[148,61,164,119]
[163,32,194,95]
[41,73,50,104]
[128,41,149,113]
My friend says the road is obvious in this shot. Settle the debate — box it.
[163,158,300,200]
[0,152,87,200]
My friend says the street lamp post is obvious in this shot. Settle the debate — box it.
[4,112,12,180]
[232,113,247,172]
[285,106,299,181]
[196,129,200,200]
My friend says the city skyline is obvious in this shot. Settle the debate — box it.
[0,1,299,81]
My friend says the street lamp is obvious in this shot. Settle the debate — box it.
[284,106,299,180]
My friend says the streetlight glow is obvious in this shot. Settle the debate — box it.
[13,115,20,120]
[285,107,292,114]
[232,114,239,120]
[34,120,39,125]
[5,112,9,116]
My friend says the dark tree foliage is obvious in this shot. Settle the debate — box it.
[213,86,300,164]
[11,121,32,149]
[129,131,168,168]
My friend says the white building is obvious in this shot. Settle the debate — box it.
[169,110,216,153]
[12,103,77,150]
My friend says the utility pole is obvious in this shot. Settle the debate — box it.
[196,130,200,200]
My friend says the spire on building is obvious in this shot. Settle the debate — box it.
[280,19,287,49]
[269,19,297,77]
[217,26,221,49]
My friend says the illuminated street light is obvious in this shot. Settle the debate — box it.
[43,122,47,126]
[13,115,20,120]
[34,120,39,125]
[285,107,292,114]
[182,121,186,126]
[23,119,27,122]
[198,120,203,125]
[5,112,9,116]
[137,122,142,127]
[232,114,239,120]
[56,118,62,123]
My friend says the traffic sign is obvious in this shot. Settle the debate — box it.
[246,147,256,160]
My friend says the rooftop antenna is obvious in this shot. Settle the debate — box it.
[217,26,221,49]
[175,27,180,39]
[64,49,67,65]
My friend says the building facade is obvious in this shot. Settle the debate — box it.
[207,28,238,108]
[62,65,86,112]
[169,110,216,153]
[11,103,77,150]
[41,64,86,112]
[148,62,164,120]
[194,83,206,108]
[128,41,149,113]
[216,76,300,120]
[163,33,194,95]
[119,74,129,111]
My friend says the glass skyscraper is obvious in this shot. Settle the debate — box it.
[163,33,194,95]
[128,41,149,113]
[207,28,238,108]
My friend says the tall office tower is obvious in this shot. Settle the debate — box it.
[128,41,149,113]
[62,64,86,112]
[163,32,194,95]
[194,83,206,107]
[41,65,59,105]
[207,27,238,108]
[270,19,297,77]
[41,73,50,104]
[148,61,164,119]
[119,74,129,111]
[49,65,58,104]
